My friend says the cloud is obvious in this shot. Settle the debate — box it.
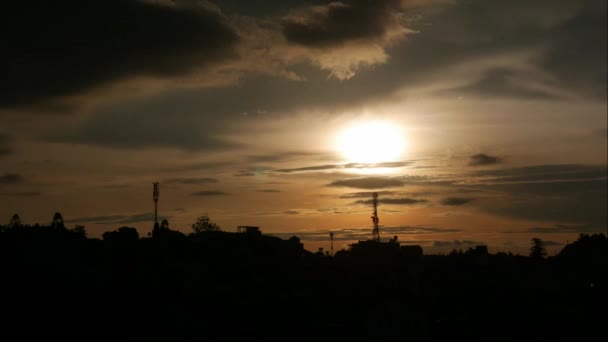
[273,161,415,173]
[164,177,218,185]
[471,165,607,229]
[47,91,244,151]
[0,134,12,156]
[432,240,484,248]
[281,0,404,48]
[340,191,400,198]
[190,190,228,196]
[66,212,167,225]
[257,189,281,193]
[469,153,501,166]
[234,171,257,177]
[355,197,428,205]
[525,224,604,234]
[440,197,473,206]
[1,0,239,107]
[327,177,404,189]
[247,151,322,163]
[0,173,24,185]
[279,0,411,79]
[0,191,40,197]
[470,164,607,183]
[541,240,563,247]
[253,210,301,216]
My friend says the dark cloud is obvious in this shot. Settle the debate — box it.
[0,191,40,197]
[339,191,399,199]
[525,224,604,234]
[234,171,257,177]
[541,241,563,247]
[47,91,243,151]
[355,197,429,205]
[432,240,484,248]
[164,177,218,185]
[273,161,414,174]
[472,165,607,229]
[1,0,239,107]
[257,189,281,193]
[281,0,403,48]
[471,164,607,183]
[441,68,563,100]
[440,197,473,206]
[190,190,228,196]
[247,151,323,163]
[327,177,404,189]
[0,173,24,185]
[66,212,166,225]
[469,153,501,166]
[0,134,12,156]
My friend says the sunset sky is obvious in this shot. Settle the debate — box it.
[1,0,606,254]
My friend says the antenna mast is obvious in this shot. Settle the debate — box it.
[153,182,160,225]
[371,192,380,241]
[330,232,334,256]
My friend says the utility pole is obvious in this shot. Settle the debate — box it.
[371,192,380,241]
[153,182,159,226]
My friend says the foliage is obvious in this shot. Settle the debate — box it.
[530,238,547,259]
[9,213,22,228]
[52,212,65,228]
[70,225,87,238]
[102,226,139,242]
[192,215,220,233]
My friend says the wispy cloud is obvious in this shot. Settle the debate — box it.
[440,197,473,206]
[190,190,228,196]
[355,197,429,205]
[66,212,166,225]
[164,177,218,185]
[469,153,501,166]
[0,173,24,185]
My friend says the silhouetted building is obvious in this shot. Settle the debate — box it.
[237,226,261,237]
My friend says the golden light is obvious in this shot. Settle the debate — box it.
[335,121,406,164]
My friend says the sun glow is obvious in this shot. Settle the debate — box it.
[335,121,406,164]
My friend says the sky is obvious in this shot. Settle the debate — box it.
[1,0,606,254]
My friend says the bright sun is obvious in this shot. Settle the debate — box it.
[335,121,406,164]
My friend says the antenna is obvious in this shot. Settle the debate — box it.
[153,182,160,225]
[371,192,380,241]
[330,232,334,256]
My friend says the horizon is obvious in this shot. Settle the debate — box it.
[1,0,606,257]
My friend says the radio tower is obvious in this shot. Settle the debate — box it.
[371,192,380,241]
[153,182,160,225]
[330,232,334,256]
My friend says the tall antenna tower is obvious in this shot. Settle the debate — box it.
[153,182,160,225]
[330,232,334,256]
[371,192,380,241]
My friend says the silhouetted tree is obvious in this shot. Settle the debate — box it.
[52,212,65,229]
[103,226,139,242]
[9,213,21,228]
[160,219,169,229]
[192,215,220,233]
[530,238,546,259]
[70,225,87,238]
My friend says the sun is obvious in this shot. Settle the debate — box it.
[335,121,406,164]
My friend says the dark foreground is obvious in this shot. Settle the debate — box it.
[1,227,606,341]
